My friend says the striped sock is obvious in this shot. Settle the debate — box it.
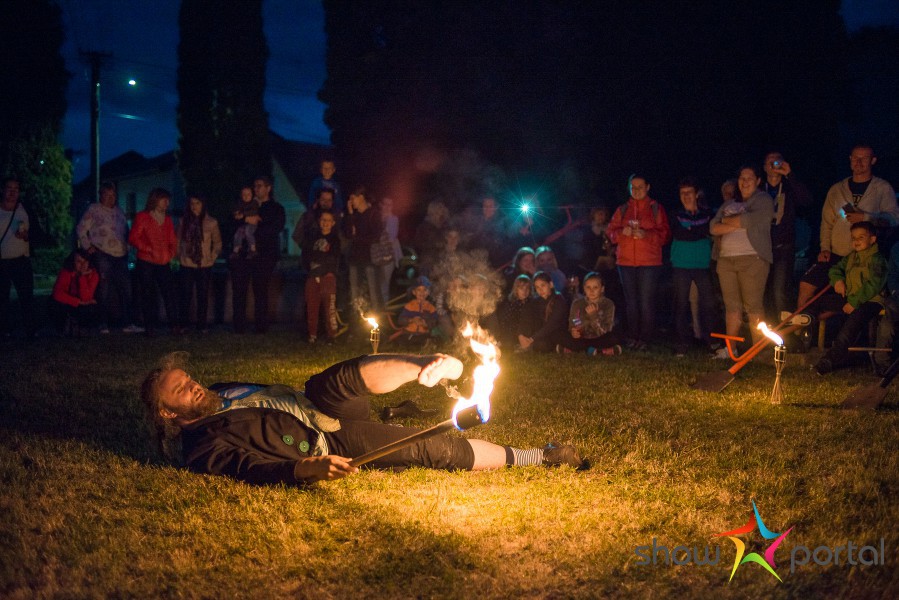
[506,447,544,466]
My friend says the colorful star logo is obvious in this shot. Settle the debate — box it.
[714,500,794,582]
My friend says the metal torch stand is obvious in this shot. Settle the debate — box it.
[770,344,786,404]
[370,328,380,354]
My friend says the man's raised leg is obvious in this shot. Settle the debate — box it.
[359,353,463,393]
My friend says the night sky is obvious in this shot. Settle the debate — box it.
[59,0,898,183]
[60,0,329,182]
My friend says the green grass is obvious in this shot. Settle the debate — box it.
[1,332,897,598]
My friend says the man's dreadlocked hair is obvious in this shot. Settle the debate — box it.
[141,351,190,464]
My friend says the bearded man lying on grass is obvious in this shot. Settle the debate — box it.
[141,352,586,485]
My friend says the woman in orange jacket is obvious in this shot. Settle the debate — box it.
[607,174,671,350]
[129,187,178,334]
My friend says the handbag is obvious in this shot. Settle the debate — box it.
[370,230,394,266]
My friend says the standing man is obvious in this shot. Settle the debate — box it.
[761,152,813,317]
[0,176,34,337]
[230,175,286,334]
[465,197,510,268]
[76,180,143,334]
[796,144,898,310]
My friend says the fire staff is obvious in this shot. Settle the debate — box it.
[142,353,585,485]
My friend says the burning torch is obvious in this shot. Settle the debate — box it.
[366,317,380,354]
[351,324,500,467]
[758,322,785,405]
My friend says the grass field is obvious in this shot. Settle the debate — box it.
[1,330,897,598]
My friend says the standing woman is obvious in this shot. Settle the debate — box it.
[129,187,178,334]
[342,186,385,313]
[177,194,222,332]
[710,165,774,350]
[379,197,403,305]
[607,174,671,350]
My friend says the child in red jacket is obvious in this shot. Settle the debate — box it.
[50,249,100,336]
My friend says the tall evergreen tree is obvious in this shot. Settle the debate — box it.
[0,0,72,250]
[177,0,271,221]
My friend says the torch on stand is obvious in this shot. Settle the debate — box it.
[350,405,484,467]
[365,317,380,354]
[758,322,786,405]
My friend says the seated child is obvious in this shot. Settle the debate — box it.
[50,248,100,336]
[496,274,535,349]
[559,271,622,356]
[302,210,341,344]
[814,221,887,375]
[396,276,438,347]
[517,271,568,352]
[231,186,259,258]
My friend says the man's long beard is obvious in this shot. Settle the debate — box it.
[178,387,224,422]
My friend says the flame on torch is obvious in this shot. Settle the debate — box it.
[452,323,500,428]
[757,322,784,347]
[365,317,379,330]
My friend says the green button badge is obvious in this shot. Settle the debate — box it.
[281,435,294,445]
[299,440,310,453]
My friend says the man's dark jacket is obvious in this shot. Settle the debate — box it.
[182,408,321,486]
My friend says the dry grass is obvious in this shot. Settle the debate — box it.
[1,332,897,598]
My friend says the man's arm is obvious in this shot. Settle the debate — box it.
[819,184,842,257]
[868,179,899,228]
[75,207,93,250]
[187,443,356,485]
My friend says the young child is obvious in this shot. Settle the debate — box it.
[50,249,100,336]
[397,276,438,347]
[308,160,342,212]
[231,186,259,258]
[815,221,887,375]
[559,272,622,356]
[302,211,341,344]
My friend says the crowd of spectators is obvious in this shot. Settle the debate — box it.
[3,146,898,373]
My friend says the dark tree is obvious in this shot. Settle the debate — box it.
[843,26,899,186]
[177,0,271,221]
[0,0,72,250]
[320,0,848,214]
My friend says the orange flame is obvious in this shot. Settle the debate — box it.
[453,323,500,427]
[365,317,379,330]
[757,322,784,346]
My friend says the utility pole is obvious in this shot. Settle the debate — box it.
[80,50,112,202]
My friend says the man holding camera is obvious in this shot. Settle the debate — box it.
[762,151,814,316]
[796,144,897,310]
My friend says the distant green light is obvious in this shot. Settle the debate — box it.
[128,79,137,86]
[520,203,531,214]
